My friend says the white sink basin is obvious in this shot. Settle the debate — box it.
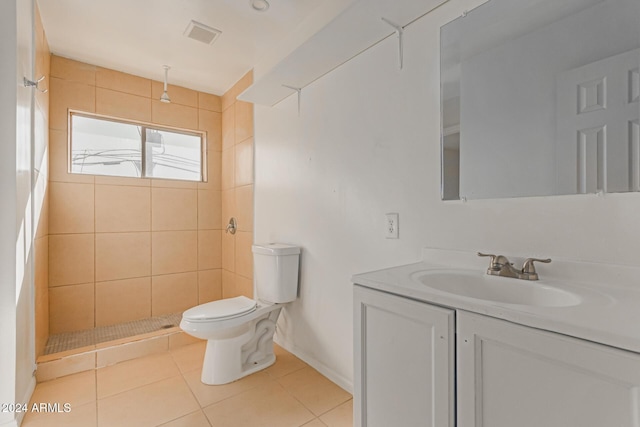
[411,269,581,307]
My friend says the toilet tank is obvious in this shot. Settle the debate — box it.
[252,243,300,303]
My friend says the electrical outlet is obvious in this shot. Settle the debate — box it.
[385,213,399,239]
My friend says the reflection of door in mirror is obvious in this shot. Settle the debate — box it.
[442,95,460,200]
[556,49,640,194]
[442,132,460,200]
[440,0,640,201]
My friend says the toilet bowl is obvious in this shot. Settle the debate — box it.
[180,243,300,385]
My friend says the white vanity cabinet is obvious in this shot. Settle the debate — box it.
[353,285,455,427]
[457,311,640,427]
[354,284,640,427]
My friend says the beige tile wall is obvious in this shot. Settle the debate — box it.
[220,71,255,299]
[48,55,224,334]
[35,4,51,357]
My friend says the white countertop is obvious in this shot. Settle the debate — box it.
[352,248,640,354]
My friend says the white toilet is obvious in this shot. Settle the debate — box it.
[180,243,300,385]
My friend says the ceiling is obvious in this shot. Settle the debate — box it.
[37,0,353,95]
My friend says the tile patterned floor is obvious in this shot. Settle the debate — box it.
[23,343,353,427]
[44,313,183,355]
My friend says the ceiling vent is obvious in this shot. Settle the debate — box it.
[184,20,222,45]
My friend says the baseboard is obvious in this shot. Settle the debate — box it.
[274,336,354,394]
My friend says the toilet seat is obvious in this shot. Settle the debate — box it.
[182,296,257,323]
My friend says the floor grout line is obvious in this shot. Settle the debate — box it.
[193,372,279,411]
[95,353,183,400]
[179,365,209,411]
[156,409,211,427]
[274,368,353,420]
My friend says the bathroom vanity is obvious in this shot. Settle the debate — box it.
[352,249,640,427]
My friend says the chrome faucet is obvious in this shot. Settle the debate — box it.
[478,252,551,281]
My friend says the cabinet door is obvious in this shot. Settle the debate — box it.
[457,311,640,427]
[354,285,454,427]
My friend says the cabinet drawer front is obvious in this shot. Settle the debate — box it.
[457,311,640,427]
[354,285,454,427]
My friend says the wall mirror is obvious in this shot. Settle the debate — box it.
[441,0,640,200]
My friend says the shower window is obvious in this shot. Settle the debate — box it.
[69,112,205,182]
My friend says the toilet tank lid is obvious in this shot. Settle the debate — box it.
[182,296,257,321]
[252,243,301,256]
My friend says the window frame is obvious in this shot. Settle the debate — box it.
[68,110,208,183]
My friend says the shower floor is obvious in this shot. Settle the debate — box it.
[44,312,183,355]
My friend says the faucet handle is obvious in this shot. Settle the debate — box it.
[477,252,510,271]
[225,217,237,235]
[521,257,551,280]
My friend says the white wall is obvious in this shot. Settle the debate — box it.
[254,0,640,392]
[1,0,36,425]
[0,1,20,424]
[16,0,36,416]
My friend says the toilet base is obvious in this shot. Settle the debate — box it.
[200,307,282,385]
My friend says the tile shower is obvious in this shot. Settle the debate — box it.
[38,55,256,360]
